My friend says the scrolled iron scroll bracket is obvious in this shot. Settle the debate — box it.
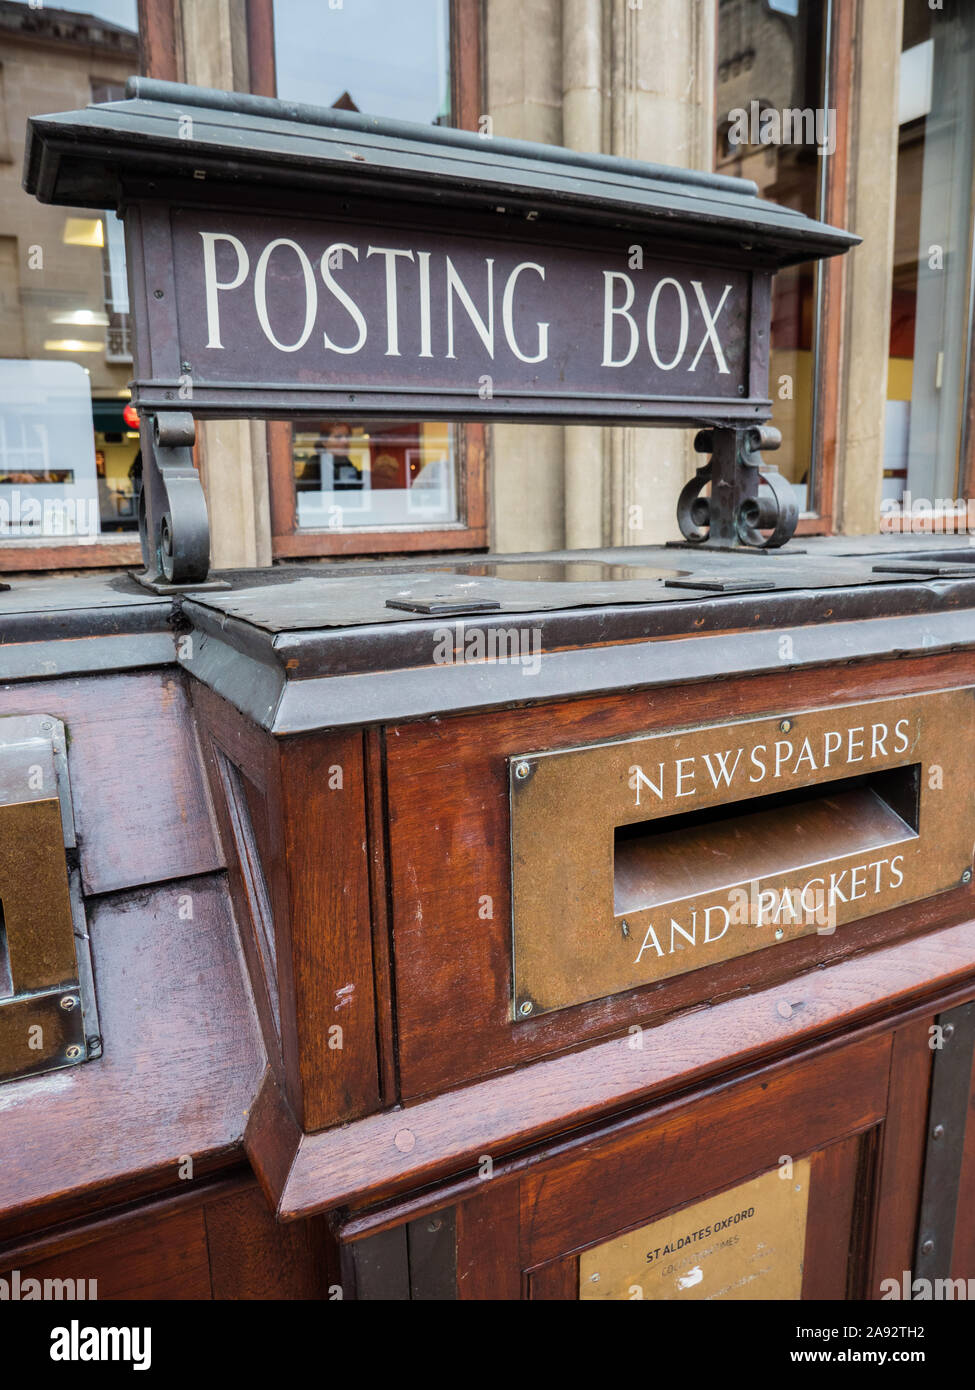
[134,411,228,593]
[673,423,799,552]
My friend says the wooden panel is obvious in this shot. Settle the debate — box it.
[4,1207,211,1300]
[192,684,285,1081]
[528,1259,578,1300]
[497,1135,864,1301]
[386,651,975,1098]
[518,1034,889,1266]
[259,920,975,1219]
[950,1016,975,1279]
[871,1020,934,1292]
[0,1173,329,1300]
[275,731,379,1129]
[0,875,263,1240]
[0,672,222,897]
[245,1070,304,1218]
[192,682,380,1131]
[456,1181,521,1300]
[802,1134,865,1300]
[205,1185,329,1299]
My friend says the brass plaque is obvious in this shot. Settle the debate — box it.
[579,1160,810,1300]
[0,724,96,1083]
[511,688,975,1016]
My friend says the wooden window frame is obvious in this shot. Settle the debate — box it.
[249,0,489,559]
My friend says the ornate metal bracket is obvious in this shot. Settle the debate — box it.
[135,411,218,592]
[674,424,798,550]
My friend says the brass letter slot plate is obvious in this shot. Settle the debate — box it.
[0,716,99,1084]
[510,688,975,1017]
[579,1160,810,1300]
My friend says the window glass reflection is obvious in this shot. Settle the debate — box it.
[0,0,140,542]
[293,420,457,530]
[886,3,975,509]
[273,0,458,534]
[716,0,827,513]
[272,0,451,124]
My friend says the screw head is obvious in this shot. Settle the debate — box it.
[65,1044,83,1060]
[514,761,531,781]
[59,995,77,1012]
[519,999,534,1016]
[921,1238,935,1256]
[774,928,784,941]
[933,1123,945,1140]
[944,1023,955,1040]
[963,869,972,884]
[779,718,793,733]
[153,288,164,299]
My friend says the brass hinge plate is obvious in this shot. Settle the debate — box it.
[0,716,99,1084]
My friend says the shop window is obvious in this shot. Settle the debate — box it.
[0,0,143,568]
[715,0,848,530]
[272,0,451,124]
[255,0,487,556]
[885,2,975,515]
[293,421,458,532]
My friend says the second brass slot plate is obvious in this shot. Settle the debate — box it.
[510,687,975,1017]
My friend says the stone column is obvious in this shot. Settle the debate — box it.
[562,0,605,550]
[606,0,717,547]
[486,0,566,552]
[837,0,903,534]
[177,0,273,568]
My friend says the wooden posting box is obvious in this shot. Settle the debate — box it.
[4,81,975,1300]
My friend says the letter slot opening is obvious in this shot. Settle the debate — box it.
[614,765,921,917]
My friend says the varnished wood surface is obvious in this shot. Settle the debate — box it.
[4,1206,213,1300]
[516,1035,888,1265]
[0,1174,331,1300]
[0,671,222,896]
[256,919,975,1220]
[456,1182,521,1300]
[192,684,287,1092]
[524,1130,866,1300]
[277,732,379,1129]
[870,1020,934,1293]
[192,679,380,1131]
[386,651,975,1099]
[0,875,263,1241]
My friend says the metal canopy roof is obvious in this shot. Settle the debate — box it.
[24,78,858,270]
